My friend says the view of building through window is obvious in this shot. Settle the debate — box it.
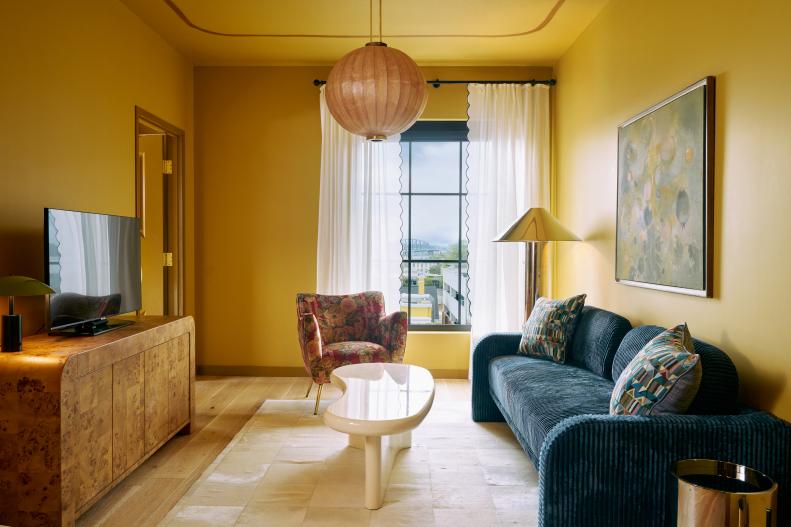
[399,122,471,329]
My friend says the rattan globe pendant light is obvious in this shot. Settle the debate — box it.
[325,0,428,141]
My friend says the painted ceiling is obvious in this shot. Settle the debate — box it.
[121,0,608,66]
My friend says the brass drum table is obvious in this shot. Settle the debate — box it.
[323,363,435,510]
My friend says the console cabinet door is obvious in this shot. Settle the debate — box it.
[145,343,170,451]
[112,352,145,478]
[76,366,113,508]
[168,333,190,434]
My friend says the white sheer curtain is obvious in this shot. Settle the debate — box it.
[467,83,550,345]
[52,210,112,296]
[316,87,403,312]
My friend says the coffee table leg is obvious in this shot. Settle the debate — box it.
[349,434,364,449]
[390,430,412,450]
[364,436,382,509]
[361,431,412,510]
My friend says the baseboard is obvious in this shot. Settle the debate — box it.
[426,369,469,379]
[196,365,468,380]
[196,365,308,377]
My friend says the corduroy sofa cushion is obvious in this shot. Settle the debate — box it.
[567,306,632,380]
[611,325,739,415]
[489,355,612,460]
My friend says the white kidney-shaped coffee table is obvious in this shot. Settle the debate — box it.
[323,363,435,510]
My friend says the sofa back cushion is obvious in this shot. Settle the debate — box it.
[567,306,632,380]
[612,325,740,415]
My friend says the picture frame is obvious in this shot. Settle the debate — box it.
[615,77,715,297]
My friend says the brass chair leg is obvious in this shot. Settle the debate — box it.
[304,379,313,398]
[313,383,323,415]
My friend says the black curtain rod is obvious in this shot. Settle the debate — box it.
[312,78,556,88]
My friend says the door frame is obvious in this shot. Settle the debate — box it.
[134,106,186,316]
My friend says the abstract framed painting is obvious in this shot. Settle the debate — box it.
[616,77,715,297]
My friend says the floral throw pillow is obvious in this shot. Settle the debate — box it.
[518,294,587,363]
[610,323,702,416]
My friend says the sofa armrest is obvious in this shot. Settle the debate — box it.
[376,311,409,363]
[471,332,522,422]
[538,411,791,527]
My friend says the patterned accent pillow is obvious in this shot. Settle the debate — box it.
[610,323,702,416]
[518,294,587,363]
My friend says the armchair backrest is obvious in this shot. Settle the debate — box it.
[296,291,386,345]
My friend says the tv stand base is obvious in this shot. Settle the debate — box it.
[50,319,134,336]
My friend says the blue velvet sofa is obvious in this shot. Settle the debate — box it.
[472,306,791,527]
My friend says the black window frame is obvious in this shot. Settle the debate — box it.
[400,121,471,332]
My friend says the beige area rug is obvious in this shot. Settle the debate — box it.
[161,394,539,527]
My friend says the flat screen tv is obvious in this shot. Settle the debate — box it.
[44,208,141,334]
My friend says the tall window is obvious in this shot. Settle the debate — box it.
[400,121,470,330]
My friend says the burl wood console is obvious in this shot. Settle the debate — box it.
[0,316,195,526]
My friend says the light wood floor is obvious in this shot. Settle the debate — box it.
[78,376,319,526]
[77,377,538,527]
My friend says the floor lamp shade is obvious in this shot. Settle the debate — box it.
[325,42,428,141]
[494,207,580,243]
[0,276,54,352]
[493,208,580,320]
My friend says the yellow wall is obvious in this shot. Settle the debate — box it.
[0,0,195,331]
[554,0,791,419]
[194,65,551,375]
[405,332,471,378]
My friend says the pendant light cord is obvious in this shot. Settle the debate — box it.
[379,0,383,42]
[369,0,373,42]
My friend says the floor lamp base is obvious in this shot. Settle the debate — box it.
[524,242,542,322]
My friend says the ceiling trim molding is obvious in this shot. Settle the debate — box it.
[164,0,566,39]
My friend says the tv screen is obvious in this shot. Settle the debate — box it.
[45,208,141,331]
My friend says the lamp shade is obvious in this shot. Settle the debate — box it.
[494,208,580,242]
[325,42,428,141]
[0,276,55,296]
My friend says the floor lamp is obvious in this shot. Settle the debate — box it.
[494,208,580,321]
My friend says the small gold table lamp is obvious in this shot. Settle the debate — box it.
[0,276,55,352]
[494,208,580,320]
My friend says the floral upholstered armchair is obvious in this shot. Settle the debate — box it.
[296,291,408,414]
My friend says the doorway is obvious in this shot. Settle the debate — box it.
[135,107,185,316]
